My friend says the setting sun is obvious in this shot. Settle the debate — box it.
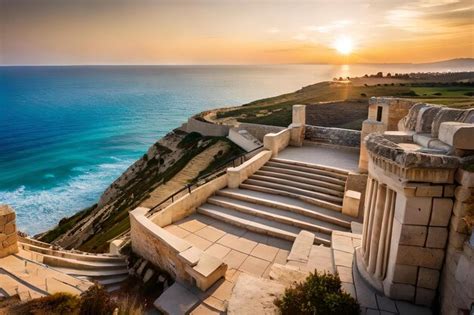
[334,36,354,55]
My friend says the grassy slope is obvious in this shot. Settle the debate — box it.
[77,137,242,252]
[215,81,473,128]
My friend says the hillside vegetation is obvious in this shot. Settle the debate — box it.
[208,72,474,128]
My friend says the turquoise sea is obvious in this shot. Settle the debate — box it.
[0,64,470,234]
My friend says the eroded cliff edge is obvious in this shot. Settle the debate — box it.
[39,128,242,252]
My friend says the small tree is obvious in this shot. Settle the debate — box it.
[274,271,359,315]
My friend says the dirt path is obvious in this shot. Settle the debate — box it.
[140,141,230,209]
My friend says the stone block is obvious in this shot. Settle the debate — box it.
[292,104,305,125]
[390,264,418,285]
[450,215,469,234]
[452,201,473,217]
[426,227,448,249]
[448,231,468,250]
[443,185,455,197]
[398,224,427,246]
[439,122,474,150]
[455,169,474,187]
[396,245,444,269]
[455,187,474,205]
[4,223,15,235]
[417,268,439,289]
[385,283,415,301]
[415,288,436,306]
[430,198,453,226]
[395,194,432,225]
[342,190,361,217]
[415,185,443,197]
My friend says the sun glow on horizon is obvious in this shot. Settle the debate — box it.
[334,36,354,55]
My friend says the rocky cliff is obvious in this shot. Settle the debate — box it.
[39,128,241,252]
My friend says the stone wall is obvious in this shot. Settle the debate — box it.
[228,150,272,188]
[305,125,361,148]
[263,128,291,156]
[439,169,474,314]
[0,205,18,258]
[186,117,230,137]
[356,155,458,307]
[236,123,285,141]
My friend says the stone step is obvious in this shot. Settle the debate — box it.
[240,183,342,212]
[208,196,347,235]
[252,172,344,197]
[217,189,351,228]
[51,266,129,277]
[18,242,125,263]
[257,168,345,192]
[261,165,346,186]
[78,274,128,286]
[267,160,348,181]
[243,178,343,206]
[39,253,127,271]
[18,237,53,249]
[197,204,331,246]
[271,157,350,176]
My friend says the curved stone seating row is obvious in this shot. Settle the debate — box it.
[17,237,128,292]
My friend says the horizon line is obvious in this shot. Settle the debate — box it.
[1,57,473,68]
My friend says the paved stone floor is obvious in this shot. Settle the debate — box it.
[277,142,360,172]
[163,213,293,313]
[0,250,91,301]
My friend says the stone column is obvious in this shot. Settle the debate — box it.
[289,105,306,147]
[358,120,386,172]
[0,205,18,258]
[292,104,306,126]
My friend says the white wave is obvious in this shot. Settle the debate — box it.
[0,158,134,235]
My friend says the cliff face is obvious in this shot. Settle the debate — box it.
[40,128,239,252]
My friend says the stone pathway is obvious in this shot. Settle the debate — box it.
[277,142,359,172]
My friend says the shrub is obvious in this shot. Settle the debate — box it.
[274,271,360,315]
[10,293,81,315]
[79,285,117,315]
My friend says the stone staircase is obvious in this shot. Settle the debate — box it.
[196,158,354,247]
[17,237,128,292]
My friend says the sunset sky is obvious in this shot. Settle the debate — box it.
[1,0,473,65]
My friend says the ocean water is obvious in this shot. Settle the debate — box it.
[0,64,469,234]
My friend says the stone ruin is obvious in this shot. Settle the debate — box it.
[0,205,18,258]
[357,97,474,313]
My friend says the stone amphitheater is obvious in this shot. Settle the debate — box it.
[1,97,473,314]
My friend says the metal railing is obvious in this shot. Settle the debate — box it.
[147,145,263,216]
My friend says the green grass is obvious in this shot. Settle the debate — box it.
[411,86,474,97]
[76,136,243,252]
[40,205,95,243]
[212,81,473,127]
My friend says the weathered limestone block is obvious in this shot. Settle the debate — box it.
[398,224,427,247]
[426,227,448,249]
[417,267,439,290]
[443,185,456,197]
[342,190,361,217]
[396,245,444,269]
[398,103,429,131]
[0,205,18,258]
[431,107,467,138]
[415,185,443,197]
[439,122,474,150]
[289,123,304,147]
[430,198,453,227]
[455,168,474,187]
[415,105,442,133]
[292,104,306,125]
[415,287,436,306]
[394,194,432,225]
[385,283,415,301]
[454,186,474,203]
